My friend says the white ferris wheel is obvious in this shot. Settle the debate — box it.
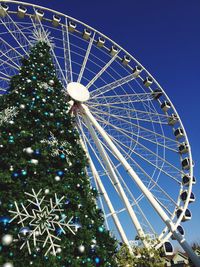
[0,1,199,266]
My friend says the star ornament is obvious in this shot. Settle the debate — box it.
[30,28,54,48]
[9,189,77,256]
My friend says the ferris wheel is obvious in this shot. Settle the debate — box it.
[0,1,199,265]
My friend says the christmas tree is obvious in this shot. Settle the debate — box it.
[0,37,117,266]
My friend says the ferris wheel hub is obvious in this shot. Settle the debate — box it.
[67,82,90,102]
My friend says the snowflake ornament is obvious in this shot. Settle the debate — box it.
[41,132,73,164]
[0,107,18,126]
[9,189,77,256]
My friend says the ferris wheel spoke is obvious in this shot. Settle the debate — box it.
[111,165,157,236]
[0,76,10,82]
[90,72,137,98]
[86,51,120,89]
[0,13,30,55]
[0,71,12,78]
[89,104,168,125]
[62,18,73,84]
[0,37,24,57]
[89,103,170,124]
[0,49,21,68]
[98,117,183,176]
[90,107,179,147]
[77,32,95,83]
[92,111,177,153]
[92,111,182,184]
[107,131,182,184]
[98,127,182,206]
[155,197,173,217]
[89,92,154,105]
[0,57,19,70]
[0,38,24,67]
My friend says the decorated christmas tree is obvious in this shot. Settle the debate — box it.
[0,37,117,266]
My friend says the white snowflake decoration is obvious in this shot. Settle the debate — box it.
[0,107,18,126]
[41,132,73,164]
[30,28,54,47]
[9,189,77,256]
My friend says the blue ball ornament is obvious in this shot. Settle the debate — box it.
[34,149,41,155]
[57,170,64,176]
[12,172,19,178]
[65,198,70,205]
[95,257,100,264]
[0,216,11,226]
[60,154,65,159]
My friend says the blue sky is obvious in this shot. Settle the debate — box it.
[6,0,200,245]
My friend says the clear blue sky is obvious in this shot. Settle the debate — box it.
[9,0,200,245]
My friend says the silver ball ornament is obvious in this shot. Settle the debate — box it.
[20,104,25,109]
[92,238,97,244]
[55,176,61,182]
[9,166,14,171]
[23,147,34,154]
[78,204,82,209]
[3,263,14,267]
[44,189,50,194]
[2,234,13,246]
[30,159,39,165]
[19,226,31,240]
[49,80,54,86]
[78,244,85,253]
[56,247,62,253]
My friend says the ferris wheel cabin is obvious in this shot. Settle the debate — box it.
[182,175,196,187]
[0,3,9,17]
[178,142,189,154]
[161,101,171,112]
[168,114,179,126]
[176,208,192,222]
[52,15,61,27]
[174,128,185,139]
[163,242,174,256]
[17,5,27,18]
[180,191,195,203]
